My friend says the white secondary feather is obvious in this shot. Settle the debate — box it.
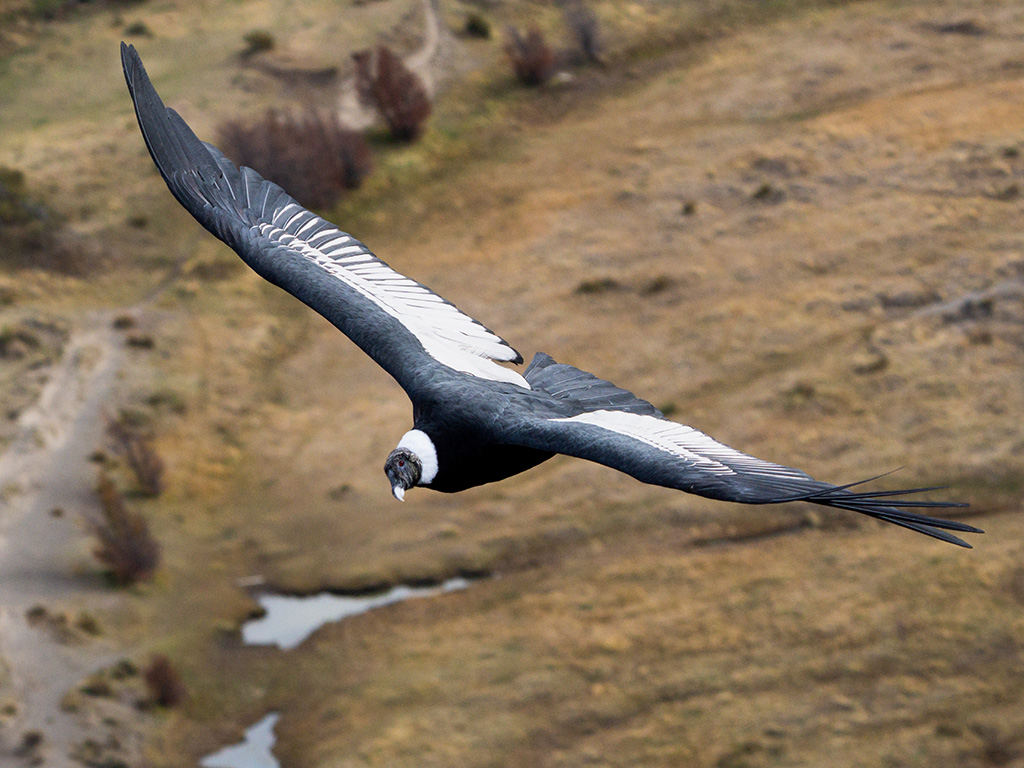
[255,204,529,389]
[552,410,809,479]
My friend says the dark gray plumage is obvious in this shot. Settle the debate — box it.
[122,43,981,548]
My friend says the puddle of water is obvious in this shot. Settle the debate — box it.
[243,576,471,650]
[203,577,474,765]
[200,712,280,768]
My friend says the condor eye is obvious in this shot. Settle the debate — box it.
[398,459,405,468]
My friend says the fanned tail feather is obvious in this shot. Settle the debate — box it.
[795,482,980,548]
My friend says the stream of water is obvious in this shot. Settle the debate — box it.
[199,576,474,767]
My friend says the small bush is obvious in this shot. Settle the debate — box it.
[219,109,372,209]
[353,45,432,142]
[504,26,556,86]
[143,655,186,708]
[242,29,275,58]
[90,473,160,586]
[14,730,42,758]
[563,0,604,64]
[575,276,622,294]
[0,324,40,360]
[123,21,153,37]
[31,0,69,20]
[107,415,164,497]
[80,675,113,698]
[111,659,139,680]
[464,11,491,39]
[0,166,89,273]
[0,167,45,227]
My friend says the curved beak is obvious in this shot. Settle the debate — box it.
[391,484,406,502]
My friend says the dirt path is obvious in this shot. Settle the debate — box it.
[0,312,127,766]
[0,3,448,761]
[337,0,447,128]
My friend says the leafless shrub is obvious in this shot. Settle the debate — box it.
[107,415,164,497]
[219,109,372,209]
[504,26,556,86]
[143,654,186,708]
[353,45,432,142]
[90,473,160,586]
[562,0,604,65]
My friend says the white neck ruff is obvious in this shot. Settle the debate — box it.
[397,429,438,485]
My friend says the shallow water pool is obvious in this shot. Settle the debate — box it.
[242,576,471,650]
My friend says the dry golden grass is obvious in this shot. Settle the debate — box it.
[131,0,1024,764]
[2,0,1023,765]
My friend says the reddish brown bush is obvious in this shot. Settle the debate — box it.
[353,45,431,142]
[504,25,556,86]
[90,473,160,586]
[107,415,164,497]
[143,654,186,708]
[219,109,372,209]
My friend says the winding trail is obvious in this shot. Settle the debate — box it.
[0,2,451,763]
[337,0,447,128]
[0,312,126,767]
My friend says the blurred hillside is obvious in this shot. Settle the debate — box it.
[0,0,1021,766]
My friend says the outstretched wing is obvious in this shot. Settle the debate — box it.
[505,354,980,547]
[121,43,527,394]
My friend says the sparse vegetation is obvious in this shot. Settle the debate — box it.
[751,181,783,202]
[29,0,149,22]
[80,674,113,698]
[89,472,160,586]
[0,165,54,264]
[464,11,491,39]
[111,659,138,680]
[353,45,432,143]
[504,25,557,86]
[30,0,69,20]
[640,274,675,295]
[219,108,372,209]
[0,166,87,273]
[575,276,621,294]
[0,324,40,360]
[143,655,186,708]
[14,730,42,758]
[123,20,152,37]
[75,612,102,636]
[562,0,604,65]
[0,167,44,227]
[241,29,275,58]
[107,414,165,497]
[111,315,136,331]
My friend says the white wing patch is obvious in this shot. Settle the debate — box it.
[552,410,809,479]
[256,205,529,389]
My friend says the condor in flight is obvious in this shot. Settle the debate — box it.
[122,43,980,548]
